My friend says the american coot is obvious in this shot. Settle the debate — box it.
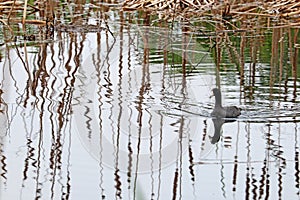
[211,88,241,118]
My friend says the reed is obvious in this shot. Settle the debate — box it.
[122,0,300,29]
[0,0,298,81]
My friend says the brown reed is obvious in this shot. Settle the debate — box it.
[0,1,45,26]
[122,0,300,28]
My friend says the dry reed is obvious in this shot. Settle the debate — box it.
[122,0,300,28]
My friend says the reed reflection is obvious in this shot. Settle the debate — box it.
[0,89,7,184]
[0,1,300,200]
[0,22,91,198]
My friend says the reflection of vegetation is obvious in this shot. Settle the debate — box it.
[194,22,300,81]
[123,0,300,90]
[0,2,300,199]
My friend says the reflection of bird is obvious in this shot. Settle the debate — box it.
[210,118,224,144]
[211,88,241,118]
[210,118,236,144]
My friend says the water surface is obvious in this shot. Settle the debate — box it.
[0,2,300,200]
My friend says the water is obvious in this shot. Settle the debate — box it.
[0,2,300,200]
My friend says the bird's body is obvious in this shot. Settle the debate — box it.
[211,88,241,118]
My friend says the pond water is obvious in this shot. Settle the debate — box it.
[0,1,300,200]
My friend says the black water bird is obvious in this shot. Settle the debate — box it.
[211,88,241,118]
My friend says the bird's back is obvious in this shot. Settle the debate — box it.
[224,106,241,118]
